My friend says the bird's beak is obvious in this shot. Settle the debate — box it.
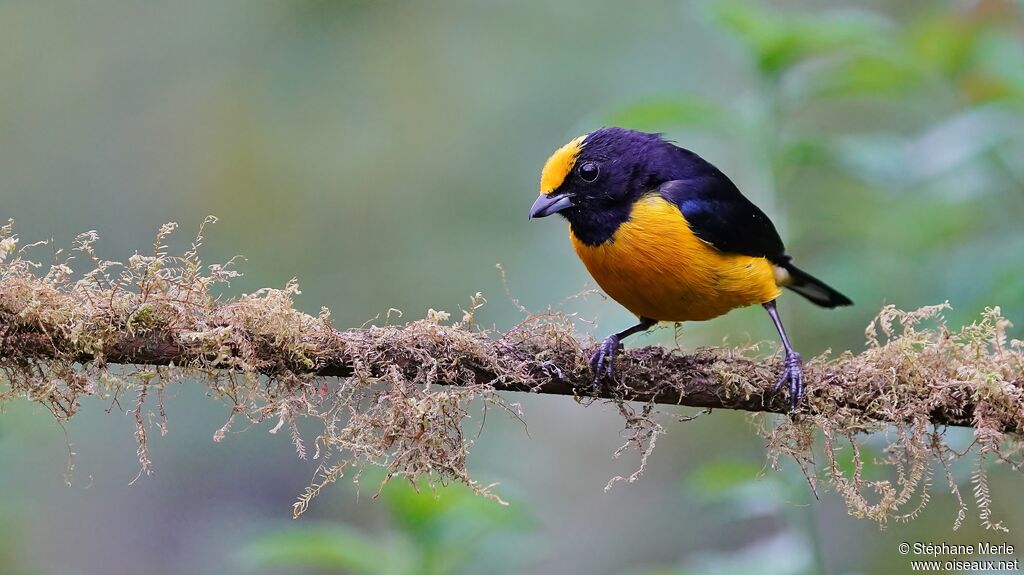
[529,193,574,219]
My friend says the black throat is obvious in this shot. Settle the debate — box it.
[563,201,633,247]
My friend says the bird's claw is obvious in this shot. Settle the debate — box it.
[774,351,804,411]
[588,334,622,391]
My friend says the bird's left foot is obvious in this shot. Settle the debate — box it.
[588,334,622,390]
[774,351,804,411]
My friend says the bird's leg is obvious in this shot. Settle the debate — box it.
[589,318,656,389]
[763,300,803,411]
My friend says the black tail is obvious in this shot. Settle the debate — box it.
[778,261,853,308]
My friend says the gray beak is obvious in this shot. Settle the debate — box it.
[529,193,574,219]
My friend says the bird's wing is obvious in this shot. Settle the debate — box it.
[657,178,787,260]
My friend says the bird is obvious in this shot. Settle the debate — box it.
[528,127,852,409]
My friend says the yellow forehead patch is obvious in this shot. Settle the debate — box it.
[540,134,586,195]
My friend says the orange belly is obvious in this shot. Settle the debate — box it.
[570,195,781,322]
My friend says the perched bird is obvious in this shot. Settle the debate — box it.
[529,128,851,409]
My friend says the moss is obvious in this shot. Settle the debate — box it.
[0,219,1022,530]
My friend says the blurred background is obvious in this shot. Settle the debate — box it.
[2,0,1023,573]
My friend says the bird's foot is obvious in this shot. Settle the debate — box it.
[774,351,804,411]
[588,334,622,391]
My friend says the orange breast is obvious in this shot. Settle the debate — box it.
[570,195,781,322]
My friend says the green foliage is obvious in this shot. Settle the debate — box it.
[237,525,407,575]
[684,458,766,499]
[804,53,927,98]
[237,478,532,575]
[714,2,891,76]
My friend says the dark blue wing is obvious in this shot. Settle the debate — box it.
[657,177,786,261]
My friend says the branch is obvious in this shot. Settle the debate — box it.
[1,219,1022,527]
[0,303,1017,434]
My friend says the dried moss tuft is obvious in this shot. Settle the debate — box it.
[0,219,1022,529]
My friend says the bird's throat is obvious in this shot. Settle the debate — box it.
[564,203,633,247]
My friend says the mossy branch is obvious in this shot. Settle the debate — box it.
[1,219,1022,530]
[1,309,1014,434]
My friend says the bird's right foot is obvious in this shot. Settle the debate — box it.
[774,351,804,411]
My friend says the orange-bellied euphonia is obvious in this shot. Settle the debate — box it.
[529,127,852,409]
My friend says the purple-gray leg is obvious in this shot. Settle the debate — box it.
[763,300,804,410]
[589,317,656,389]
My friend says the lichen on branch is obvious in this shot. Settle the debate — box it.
[0,219,1022,529]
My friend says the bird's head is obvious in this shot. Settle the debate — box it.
[529,127,684,222]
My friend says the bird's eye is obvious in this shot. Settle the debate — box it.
[578,161,600,183]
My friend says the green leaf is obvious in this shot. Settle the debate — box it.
[909,14,980,77]
[325,471,532,575]
[802,53,927,99]
[235,524,409,575]
[714,2,892,75]
[779,137,833,167]
[381,479,517,538]
[685,458,765,496]
[910,15,1024,104]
